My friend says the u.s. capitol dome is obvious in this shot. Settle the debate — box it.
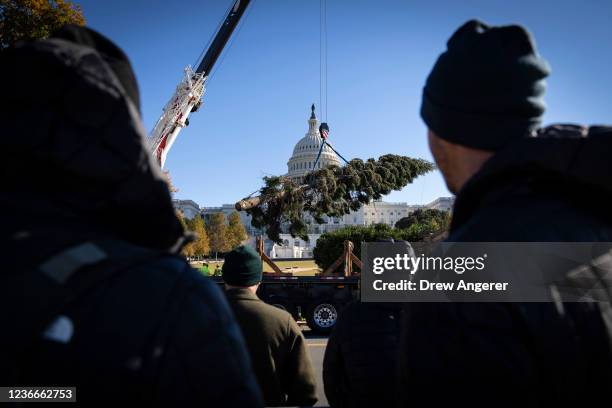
[286,105,340,183]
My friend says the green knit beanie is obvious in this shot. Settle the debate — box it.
[421,19,551,151]
[222,245,263,286]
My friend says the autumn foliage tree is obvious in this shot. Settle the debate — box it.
[206,212,228,259]
[163,170,178,195]
[175,210,193,257]
[226,211,248,250]
[177,211,210,259]
[187,215,210,259]
[1,0,86,49]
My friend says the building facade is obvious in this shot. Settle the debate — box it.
[173,199,200,219]
[425,196,454,212]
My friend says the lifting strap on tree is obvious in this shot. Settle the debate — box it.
[312,122,329,169]
[307,121,350,186]
[324,139,350,165]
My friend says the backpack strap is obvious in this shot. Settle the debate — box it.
[0,239,164,382]
[39,242,109,284]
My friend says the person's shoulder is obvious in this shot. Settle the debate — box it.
[130,254,228,312]
[449,204,526,241]
[255,299,293,322]
[245,299,298,334]
[133,254,204,283]
[450,190,562,241]
[450,194,610,242]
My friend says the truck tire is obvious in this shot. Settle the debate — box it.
[306,300,340,334]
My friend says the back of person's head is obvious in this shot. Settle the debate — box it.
[421,19,551,152]
[222,245,263,287]
[0,25,184,252]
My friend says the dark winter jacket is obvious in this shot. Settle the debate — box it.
[224,288,318,407]
[323,301,403,408]
[399,125,612,407]
[0,26,262,406]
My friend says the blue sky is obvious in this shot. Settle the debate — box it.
[78,0,612,207]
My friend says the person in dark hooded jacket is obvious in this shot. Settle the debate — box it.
[399,20,612,407]
[323,240,410,408]
[323,301,403,408]
[0,25,263,406]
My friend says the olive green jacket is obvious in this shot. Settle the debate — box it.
[224,288,317,407]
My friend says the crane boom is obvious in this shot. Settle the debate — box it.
[148,0,251,167]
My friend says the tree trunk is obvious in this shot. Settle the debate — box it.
[235,185,310,211]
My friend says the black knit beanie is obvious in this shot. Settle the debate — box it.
[421,20,551,151]
[222,245,263,286]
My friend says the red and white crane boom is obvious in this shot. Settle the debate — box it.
[148,0,251,167]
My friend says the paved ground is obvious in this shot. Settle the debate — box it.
[302,327,329,407]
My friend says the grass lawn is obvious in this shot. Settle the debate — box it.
[191,259,320,276]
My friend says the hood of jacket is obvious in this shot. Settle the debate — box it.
[0,26,185,260]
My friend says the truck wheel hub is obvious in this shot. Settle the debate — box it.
[313,304,337,328]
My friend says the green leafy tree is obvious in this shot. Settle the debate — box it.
[313,214,451,271]
[207,212,228,260]
[395,209,450,231]
[226,211,248,250]
[314,224,403,271]
[1,0,86,49]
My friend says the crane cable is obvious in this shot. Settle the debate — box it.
[311,0,350,181]
[319,0,328,122]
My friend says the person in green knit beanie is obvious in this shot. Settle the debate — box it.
[222,245,263,286]
[222,246,317,407]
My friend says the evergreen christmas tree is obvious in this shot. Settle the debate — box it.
[236,154,435,243]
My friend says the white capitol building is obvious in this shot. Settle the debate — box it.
[286,105,341,183]
[174,105,454,258]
